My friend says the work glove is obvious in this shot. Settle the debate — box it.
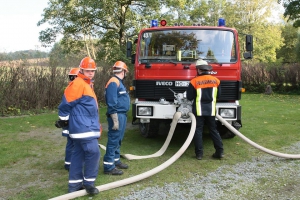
[110,113,119,130]
[55,119,69,128]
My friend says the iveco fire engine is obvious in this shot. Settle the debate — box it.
[126,18,253,138]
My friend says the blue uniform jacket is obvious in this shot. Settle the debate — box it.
[105,76,130,115]
[58,73,101,140]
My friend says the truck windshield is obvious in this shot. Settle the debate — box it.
[139,29,236,63]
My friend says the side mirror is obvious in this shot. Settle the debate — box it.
[126,41,132,58]
[245,35,253,51]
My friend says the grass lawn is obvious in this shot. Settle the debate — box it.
[0,93,299,199]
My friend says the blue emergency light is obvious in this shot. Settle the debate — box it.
[151,20,158,27]
[218,18,226,26]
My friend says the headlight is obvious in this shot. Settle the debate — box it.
[219,108,236,118]
[137,106,153,116]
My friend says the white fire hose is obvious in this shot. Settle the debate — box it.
[98,112,181,160]
[49,112,196,200]
[216,114,300,159]
[49,111,300,200]
[122,112,182,160]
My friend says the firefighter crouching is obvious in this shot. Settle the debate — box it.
[57,57,101,195]
[103,61,130,175]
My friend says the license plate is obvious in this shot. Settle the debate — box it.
[175,81,190,87]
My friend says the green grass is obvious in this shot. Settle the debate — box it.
[0,93,300,199]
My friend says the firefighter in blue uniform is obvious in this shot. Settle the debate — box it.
[187,59,224,160]
[103,61,130,175]
[59,67,80,171]
[56,57,101,195]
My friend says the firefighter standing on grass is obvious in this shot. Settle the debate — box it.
[60,67,80,171]
[56,57,101,195]
[186,59,224,160]
[103,61,130,175]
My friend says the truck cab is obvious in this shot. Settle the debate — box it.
[127,19,253,138]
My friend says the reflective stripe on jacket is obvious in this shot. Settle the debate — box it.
[187,74,220,116]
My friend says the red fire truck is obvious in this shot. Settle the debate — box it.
[126,19,253,139]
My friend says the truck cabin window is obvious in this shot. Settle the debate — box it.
[139,30,236,63]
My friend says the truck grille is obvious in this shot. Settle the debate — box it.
[133,80,241,101]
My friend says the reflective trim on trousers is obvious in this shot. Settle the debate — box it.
[69,179,83,184]
[70,131,100,139]
[103,161,114,165]
[84,177,96,182]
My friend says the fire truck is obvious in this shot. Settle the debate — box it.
[126,18,253,139]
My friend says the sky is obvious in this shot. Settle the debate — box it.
[0,0,284,53]
[0,0,51,53]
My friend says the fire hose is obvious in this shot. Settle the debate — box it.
[49,112,196,200]
[98,112,181,160]
[50,112,300,199]
[216,114,300,159]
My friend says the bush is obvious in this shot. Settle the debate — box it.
[242,62,300,93]
[0,59,134,116]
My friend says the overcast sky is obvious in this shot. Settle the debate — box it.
[0,0,284,53]
[0,0,50,53]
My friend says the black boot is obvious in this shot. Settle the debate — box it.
[116,162,128,169]
[83,185,99,195]
[104,167,123,175]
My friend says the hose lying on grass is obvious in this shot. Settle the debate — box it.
[49,112,196,200]
[98,112,181,160]
[216,114,300,159]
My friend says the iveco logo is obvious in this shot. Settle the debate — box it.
[209,71,217,74]
[156,81,173,86]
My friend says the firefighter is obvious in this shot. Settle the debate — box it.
[68,67,80,81]
[186,59,224,160]
[57,57,101,194]
[60,67,80,171]
[103,61,130,175]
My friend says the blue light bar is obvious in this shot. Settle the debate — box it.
[151,20,158,27]
[218,18,226,27]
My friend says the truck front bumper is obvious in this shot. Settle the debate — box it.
[132,100,241,124]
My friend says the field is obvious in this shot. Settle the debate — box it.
[0,93,300,199]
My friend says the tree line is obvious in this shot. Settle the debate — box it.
[0,50,48,61]
[37,0,300,65]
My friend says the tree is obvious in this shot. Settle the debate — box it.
[48,43,85,68]
[281,0,300,28]
[38,0,161,62]
[222,0,283,62]
[276,23,299,63]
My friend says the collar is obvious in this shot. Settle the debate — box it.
[78,72,92,84]
[114,75,123,82]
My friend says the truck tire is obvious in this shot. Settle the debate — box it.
[139,120,159,138]
[217,121,238,139]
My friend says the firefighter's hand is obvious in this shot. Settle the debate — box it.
[55,120,69,128]
[98,124,102,140]
[110,113,119,130]
[100,124,103,134]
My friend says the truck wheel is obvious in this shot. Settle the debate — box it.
[139,120,159,138]
[217,121,238,139]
